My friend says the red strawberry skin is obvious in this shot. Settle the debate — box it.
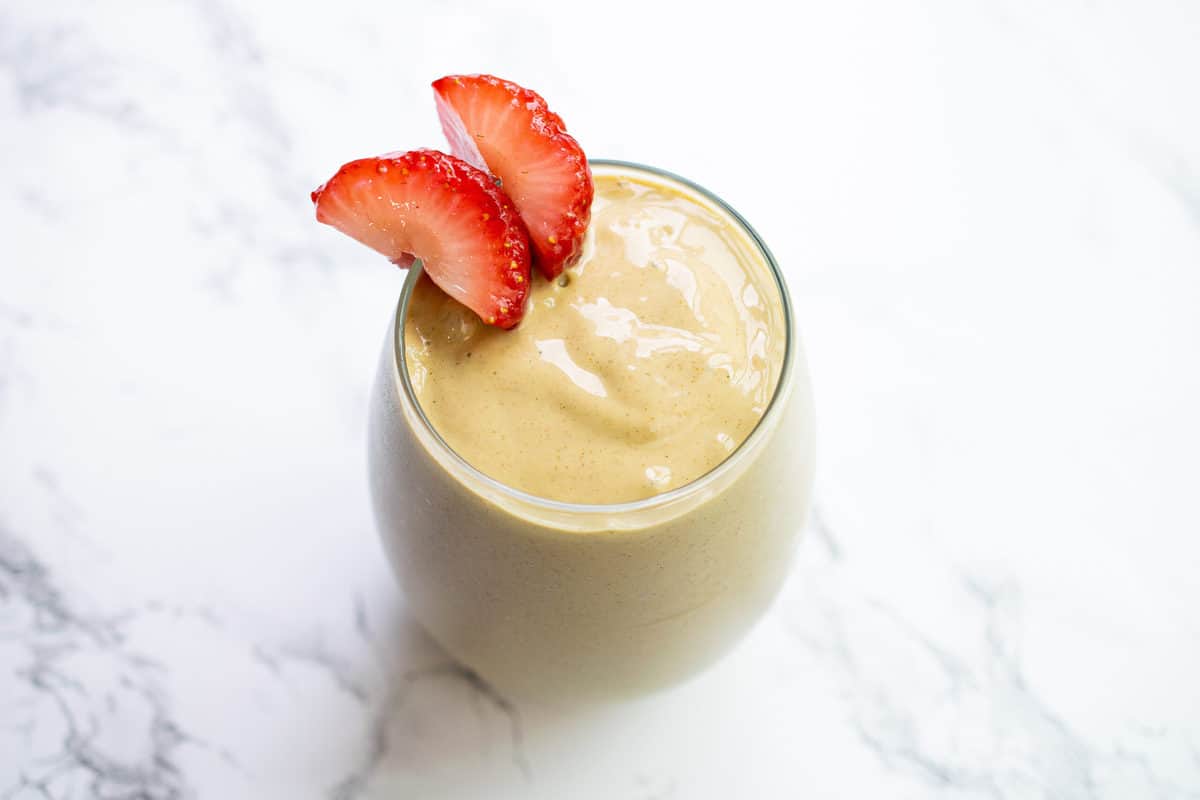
[433,74,592,280]
[311,149,531,328]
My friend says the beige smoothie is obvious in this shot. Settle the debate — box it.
[369,161,814,702]
[405,171,784,504]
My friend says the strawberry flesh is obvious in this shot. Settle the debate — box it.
[311,149,531,328]
[433,74,592,280]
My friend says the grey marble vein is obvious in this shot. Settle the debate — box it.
[252,641,369,705]
[808,503,844,562]
[0,529,194,800]
[327,662,532,799]
[786,556,1200,799]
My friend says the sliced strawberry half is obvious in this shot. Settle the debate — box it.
[432,74,593,280]
[311,149,531,328]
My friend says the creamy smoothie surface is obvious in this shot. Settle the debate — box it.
[403,170,785,504]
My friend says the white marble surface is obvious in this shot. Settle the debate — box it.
[2,0,1199,797]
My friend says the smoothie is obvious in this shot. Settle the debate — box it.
[369,162,815,701]
[404,171,785,503]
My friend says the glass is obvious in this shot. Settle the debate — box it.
[368,161,815,703]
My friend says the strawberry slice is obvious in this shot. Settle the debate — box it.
[432,74,593,280]
[311,149,531,328]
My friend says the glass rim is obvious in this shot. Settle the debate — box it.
[391,158,796,516]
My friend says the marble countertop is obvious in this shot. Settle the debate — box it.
[2,1,1198,797]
